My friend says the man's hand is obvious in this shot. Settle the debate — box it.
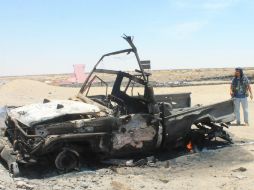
[230,91,234,97]
[230,84,234,98]
[248,84,253,100]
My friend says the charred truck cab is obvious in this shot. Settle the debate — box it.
[0,35,235,176]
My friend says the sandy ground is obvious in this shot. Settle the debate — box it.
[0,79,254,190]
[0,79,237,106]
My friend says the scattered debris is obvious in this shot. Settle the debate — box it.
[16,180,35,190]
[164,161,170,168]
[102,156,156,167]
[102,159,134,166]
[232,167,247,172]
[159,178,169,183]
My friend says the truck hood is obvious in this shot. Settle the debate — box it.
[8,100,100,126]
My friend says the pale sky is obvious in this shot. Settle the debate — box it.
[0,0,254,76]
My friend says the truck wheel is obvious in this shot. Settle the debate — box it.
[55,149,80,171]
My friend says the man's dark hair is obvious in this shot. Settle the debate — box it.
[235,67,244,78]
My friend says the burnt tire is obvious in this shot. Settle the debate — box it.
[55,149,80,171]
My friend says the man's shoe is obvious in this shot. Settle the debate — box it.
[244,123,249,126]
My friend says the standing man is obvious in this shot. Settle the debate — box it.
[230,68,253,126]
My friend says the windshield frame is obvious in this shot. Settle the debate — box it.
[79,35,148,95]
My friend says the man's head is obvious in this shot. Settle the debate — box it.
[235,67,243,78]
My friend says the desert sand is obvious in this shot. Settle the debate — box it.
[0,79,236,106]
[0,79,253,190]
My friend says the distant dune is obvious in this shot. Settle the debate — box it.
[1,68,253,85]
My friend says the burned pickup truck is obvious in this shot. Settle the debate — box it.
[0,35,235,176]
